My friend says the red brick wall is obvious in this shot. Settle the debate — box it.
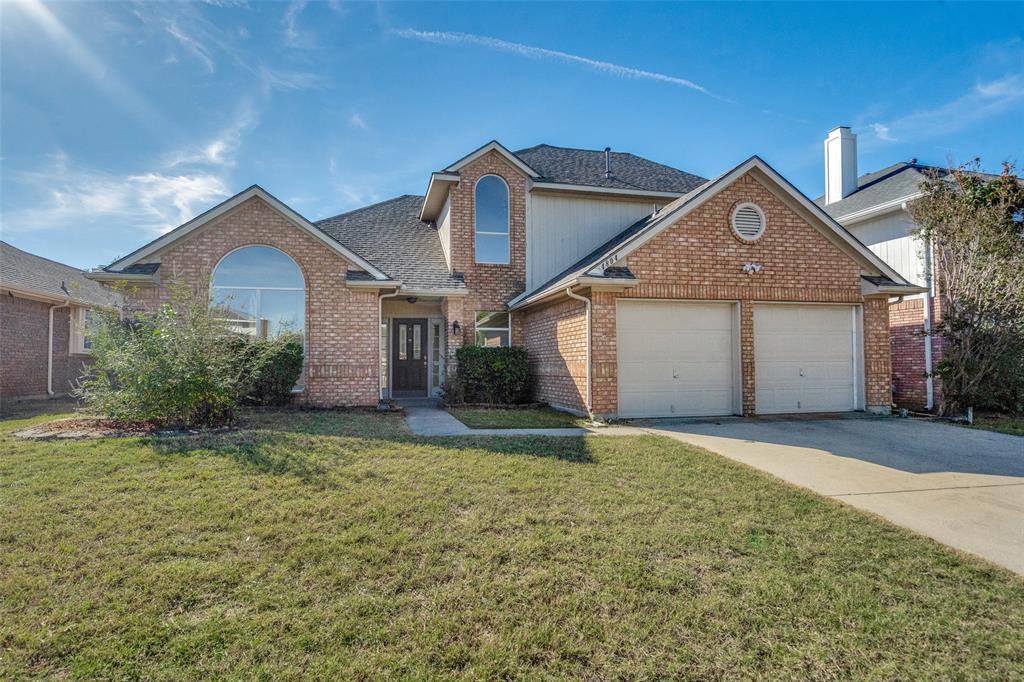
[120,197,379,406]
[446,150,528,349]
[888,293,946,411]
[580,171,890,416]
[522,298,588,412]
[1,295,90,400]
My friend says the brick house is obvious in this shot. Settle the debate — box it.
[816,126,997,411]
[90,141,921,418]
[1,241,121,401]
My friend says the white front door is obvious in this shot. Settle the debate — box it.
[616,300,739,418]
[753,304,859,414]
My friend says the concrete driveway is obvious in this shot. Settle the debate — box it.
[639,416,1024,575]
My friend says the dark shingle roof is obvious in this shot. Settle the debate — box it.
[816,162,1003,218]
[315,196,465,292]
[1,241,121,307]
[514,144,706,194]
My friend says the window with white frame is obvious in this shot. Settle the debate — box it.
[211,245,306,387]
[475,311,510,347]
[70,307,93,354]
[474,175,510,264]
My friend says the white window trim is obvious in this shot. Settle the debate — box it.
[474,310,512,347]
[474,174,511,265]
[69,306,92,355]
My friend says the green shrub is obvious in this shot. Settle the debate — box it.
[231,334,304,406]
[76,289,242,427]
[444,346,531,405]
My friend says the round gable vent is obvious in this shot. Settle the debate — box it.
[731,203,766,241]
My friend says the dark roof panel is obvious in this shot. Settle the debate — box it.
[316,195,466,292]
[0,241,121,307]
[514,144,706,194]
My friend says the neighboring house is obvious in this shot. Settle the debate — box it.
[0,241,121,401]
[89,141,920,418]
[816,127,998,411]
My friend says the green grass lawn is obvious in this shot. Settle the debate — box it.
[448,406,590,429]
[2,408,1023,679]
[965,413,1024,437]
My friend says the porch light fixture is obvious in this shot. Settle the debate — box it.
[452,320,461,336]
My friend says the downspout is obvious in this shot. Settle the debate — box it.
[564,286,593,418]
[47,300,70,396]
[923,227,935,411]
[378,289,401,407]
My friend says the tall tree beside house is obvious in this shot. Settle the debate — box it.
[910,161,1024,416]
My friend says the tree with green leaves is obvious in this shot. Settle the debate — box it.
[910,161,1024,416]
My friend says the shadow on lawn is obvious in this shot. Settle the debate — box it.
[148,412,596,483]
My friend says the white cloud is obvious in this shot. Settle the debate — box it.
[166,101,259,168]
[349,113,368,130]
[2,156,231,236]
[282,0,309,47]
[165,21,215,72]
[392,28,728,101]
[868,74,1024,143]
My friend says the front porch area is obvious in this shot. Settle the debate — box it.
[380,297,448,399]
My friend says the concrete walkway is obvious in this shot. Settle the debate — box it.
[400,399,640,437]
[640,416,1024,575]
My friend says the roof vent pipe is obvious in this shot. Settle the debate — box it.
[604,147,612,179]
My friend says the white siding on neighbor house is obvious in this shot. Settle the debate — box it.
[437,195,452,271]
[846,210,924,287]
[526,192,662,289]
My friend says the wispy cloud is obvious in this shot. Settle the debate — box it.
[165,21,215,72]
[2,154,230,236]
[349,113,368,130]
[392,28,728,102]
[282,0,308,47]
[867,74,1024,144]
[166,100,258,168]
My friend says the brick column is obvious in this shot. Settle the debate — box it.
[739,300,756,416]
[442,296,466,379]
[863,297,892,413]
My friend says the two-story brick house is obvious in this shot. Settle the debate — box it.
[90,141,921,418]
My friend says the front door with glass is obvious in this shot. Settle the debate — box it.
[392,318,428,395]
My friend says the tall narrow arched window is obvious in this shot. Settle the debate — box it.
[211,246,306,385]
[475,175,510,264]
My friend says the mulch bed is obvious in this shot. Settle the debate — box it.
[12,417,232,441]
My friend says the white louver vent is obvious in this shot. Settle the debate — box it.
[731,203,765,241]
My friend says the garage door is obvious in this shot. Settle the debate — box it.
[616,301,738,418]
[754,304,859,414]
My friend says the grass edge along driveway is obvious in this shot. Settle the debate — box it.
[2,409,1022,679]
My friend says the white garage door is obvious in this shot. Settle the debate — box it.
[754,304,859,414]
[616,301,738,418]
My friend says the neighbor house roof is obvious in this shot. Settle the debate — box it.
[1,241,121,307]
[316,195,467,294]
[511,156,921,309]
[515,144,707,194]
[816,162,1003,222]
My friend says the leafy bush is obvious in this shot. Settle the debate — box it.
[231,334,304,406]
[444,346,531,405]
[76,286,305,426]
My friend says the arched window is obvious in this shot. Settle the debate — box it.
[474,175,510,264]
[211,245,305,344]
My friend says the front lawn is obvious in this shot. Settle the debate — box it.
[2,410,1022,679]
[965,412,1024,437]
[448,405,590,429]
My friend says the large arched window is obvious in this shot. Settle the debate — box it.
[211,245,306,343]
[474,175,510,264]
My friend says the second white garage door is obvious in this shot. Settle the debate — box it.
[617,300,739,418]
[754,304,860,414]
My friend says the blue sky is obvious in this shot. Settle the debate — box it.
[2,1,1023,269]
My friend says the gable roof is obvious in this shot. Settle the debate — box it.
[511,156,917,309]
[102,185,391,280]
[444,140,540,177]
[515,144,707,194]
[816,162,1003,222]
[316,195,466,293]
[1,241,121,307]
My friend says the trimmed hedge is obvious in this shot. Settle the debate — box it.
[444,346,531,405]
[230,334,305,406]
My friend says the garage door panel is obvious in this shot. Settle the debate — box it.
[754,305,857,414]
[617,301,737,418]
